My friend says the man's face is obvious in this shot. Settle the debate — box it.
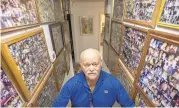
[80,55,102,81]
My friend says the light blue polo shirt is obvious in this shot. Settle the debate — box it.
[52,70,135,107]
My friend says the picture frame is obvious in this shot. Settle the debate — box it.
[135,30,179,107]
[53,49,66,91]
[120,24,148,78]
[1,59,26,107]
[54,0,64,22]
[110,20,122,55]
[65,43,71,75]
[124,0,162,28]
[62,21,71,47]
[104,15,111,44]
[35,0,55,23]
[133,84,152,107]
[0,0,39,33]
[103,40,109,67]
[112,0,124,21]
[157,0,179,29]
[1,28,51,97]
[113,58,134,98]
[49,22,64,57]
[108,45,119,73]
[27,66,58,107]
[80,16,93,36]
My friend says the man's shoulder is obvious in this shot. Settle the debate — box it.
[65,72,83,85]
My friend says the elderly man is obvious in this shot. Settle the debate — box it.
[52,48,135,107]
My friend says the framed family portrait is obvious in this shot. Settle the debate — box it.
[53,49,66,91]
[1,0,39,33]
[136,30,179,107]
[112,0,124,21]
[120,24,148,78]
[103,40,109,67]
[124,0,162,28]
[157,0,179,29]
[110,20,122,55]
[49,22,64,57]
[80,16,93,36]
[113,58,134,98]
[1,28,51,97]
[35,0,55,23]
[0,62,26,107]
[104,15,111,44]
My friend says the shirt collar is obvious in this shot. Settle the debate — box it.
[78,70,106,93]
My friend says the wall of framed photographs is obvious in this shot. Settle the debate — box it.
[1,0,72,106]
[104,0,179,107]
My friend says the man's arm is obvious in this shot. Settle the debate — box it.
[52,82,72,107]
[116,81,135,107]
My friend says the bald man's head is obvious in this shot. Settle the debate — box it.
[80,48,102,81]
[80,48,102,62]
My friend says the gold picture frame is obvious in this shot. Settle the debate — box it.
[1,28,51,98]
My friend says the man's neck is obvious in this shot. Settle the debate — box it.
[87,79,97,92]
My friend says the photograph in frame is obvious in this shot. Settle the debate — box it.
[36,0,55,23]
[80,16,93,35]
[2,29,51,94]
[121,26,147,77]
[158,0,179,29]
[36,73,58,107]
[50,23,64,56]
[0,68,24,107]
[54,0,64,22]
[113,0,124,20]
[1,0,38,31]
[108,46,118,73]
[125,0,156,22]
[115,61,133,96]
[138,37,179,107]
[54,50,66,90]
[110,21,122,54]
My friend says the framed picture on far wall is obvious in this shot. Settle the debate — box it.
[49,22,64,57]
[157,0,179,29]
[120,24,148,78]
[1,0,39,33]
[110,20,122,55]
[124,0,162,28]
[1,28,51,96]
[80,16,93,36]
[136,30,179,107]
[112,0,124,21]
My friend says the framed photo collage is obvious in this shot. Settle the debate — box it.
[103,0,179,107]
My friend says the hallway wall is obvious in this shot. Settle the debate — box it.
[71,0,105,62]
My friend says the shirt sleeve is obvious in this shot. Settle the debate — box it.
[116,81,135,107]
[52,82,72,107]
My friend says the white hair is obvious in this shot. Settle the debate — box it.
[80,48,102,61]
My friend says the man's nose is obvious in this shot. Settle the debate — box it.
[88,64,94,70]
